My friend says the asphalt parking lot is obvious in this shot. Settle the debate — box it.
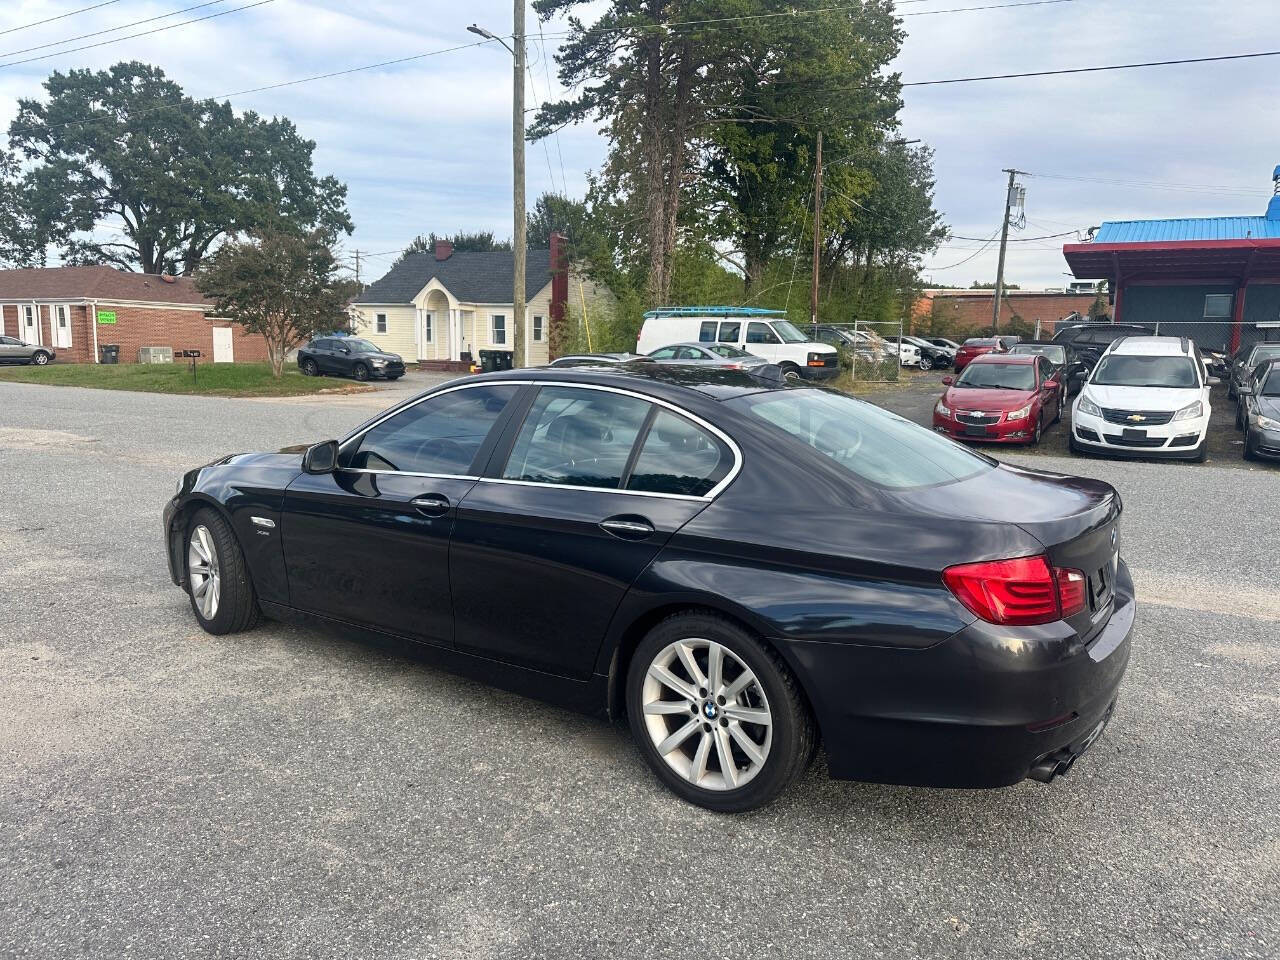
[2,377,1277,960]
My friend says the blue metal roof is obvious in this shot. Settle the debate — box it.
[643,306,785,318]
[1091,216,1280,244]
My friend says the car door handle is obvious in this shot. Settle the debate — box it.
[599,516,655,540]
[410,494,451,517]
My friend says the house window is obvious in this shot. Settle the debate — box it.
[423,313,433,343]
[491,314,507,345]
[532,315,544,342]
[1204,294,1233,319]
[376,313,388,334]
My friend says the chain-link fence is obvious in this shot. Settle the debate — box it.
[804,319,906,383]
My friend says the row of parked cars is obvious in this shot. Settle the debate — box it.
[933,322,1280,464]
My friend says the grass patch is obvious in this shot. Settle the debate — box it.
[0,362,373,397]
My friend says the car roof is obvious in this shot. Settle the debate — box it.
[1106,335,1194,356]
[1010,340,1062,347]
[472,361,784,401]
[969,353,1037,365]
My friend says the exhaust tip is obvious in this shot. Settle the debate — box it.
[1028,754,1071,783]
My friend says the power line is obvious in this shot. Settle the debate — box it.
[904,48,1280,87]
[927,227,1003,271]
[949,230,1078,241]
[1024,171,1259,196]
[0,1,124,37]
[1,0,236,60]
[0,0,276,70]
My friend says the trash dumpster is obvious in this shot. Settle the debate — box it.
[99,344,120,364]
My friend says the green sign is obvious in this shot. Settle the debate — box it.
[97,311,117,324]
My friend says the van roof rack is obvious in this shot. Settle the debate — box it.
[643,306,786,318]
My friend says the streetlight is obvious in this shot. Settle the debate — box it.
[469,16,527,368]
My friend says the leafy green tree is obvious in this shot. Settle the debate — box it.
[195,229,359,377]
[0,148,41,267]
[396,231,512,262]
[9,62,352,275]
[971,281,1020,290]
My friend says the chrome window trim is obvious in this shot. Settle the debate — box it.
[337,378,744,502]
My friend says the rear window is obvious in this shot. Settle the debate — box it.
[732,389,992,489]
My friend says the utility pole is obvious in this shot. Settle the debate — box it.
[512,0,527,368]
[352,249,361,285]
[992,168,1023,333]
[810,130,823,327]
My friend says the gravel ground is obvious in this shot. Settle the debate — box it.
[1,378,1277,960]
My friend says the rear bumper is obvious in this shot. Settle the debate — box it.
[785,560,1134,788]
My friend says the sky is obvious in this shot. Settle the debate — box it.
[1,0,1278,288]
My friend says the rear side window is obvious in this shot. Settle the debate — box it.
[627,411,730,497]
[698,321,717,343]
[346,384,518,475]
[503,386,650,489]
[733,389,991,489]
[718,321,741,343]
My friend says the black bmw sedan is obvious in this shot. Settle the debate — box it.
[163,365,1133,811]
[297,336,405,381]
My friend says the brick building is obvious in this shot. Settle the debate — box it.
[912,289,1101,338]
[0,266,267,364]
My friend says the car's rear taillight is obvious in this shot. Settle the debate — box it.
[942,555,1087,626]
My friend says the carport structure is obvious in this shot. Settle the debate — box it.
[1064,166,1280,352]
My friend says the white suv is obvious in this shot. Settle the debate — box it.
[1070,336,1211,461]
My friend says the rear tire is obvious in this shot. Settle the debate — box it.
[185,508,261,635]
[626,612,814,812]
[301,358,319,376]
[779,363,802,382]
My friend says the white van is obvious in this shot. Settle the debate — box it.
[637,308,839,381]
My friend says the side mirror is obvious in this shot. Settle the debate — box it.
[941,375,954,386]
[302,440,339,474]
[340,346,350,354]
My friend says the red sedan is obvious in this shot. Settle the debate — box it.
[952,337,1008,372]
[932,353,1063,445]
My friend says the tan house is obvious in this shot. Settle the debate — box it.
[351,238,569,369]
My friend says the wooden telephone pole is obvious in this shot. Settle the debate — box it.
[811,131,823,327]
[992,168,1025,334]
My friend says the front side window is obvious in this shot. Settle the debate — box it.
[627,411,730,496]
[956,362,1037,391]
[707,344,752,359]
[503,386,650,489]
[1091,354,1200,388]
[698,321,717,343]
[375,313,387,334]
[745,322,780,345]
[346,339,382,354]
[492,314,507,345]
[533,315,545,342]
[718,321,741,343]
[345,384,518,475]
[733,389,991,490]
[649,346,679,359]
[673,346,702,360]
[1038,356,1053,381]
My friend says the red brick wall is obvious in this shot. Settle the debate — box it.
[913,293,1101,337]
[1,301,269,363]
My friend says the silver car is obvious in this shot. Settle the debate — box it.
[0,336,56,365]
[646,342,772,370]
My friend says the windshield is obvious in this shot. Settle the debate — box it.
[346,339,381,354]
[708,344,753,359]
[1263,370,1280,397]
[1247,344,1280,367]
[963,339,997,348]
[955,362,1036,391]
[772,320,808,344]
[731,389,992,489]
[1091,354,1200,388]
[1010,344,1066,364]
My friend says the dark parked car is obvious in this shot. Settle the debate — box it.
[1227,342,1280,399]
[1052,323,1154,368]
[163,365,1133,811]
[1008,340,1090,394]
[889,335,953,372]
[1235,358,1280,462]
[297,337,404,381]
[953,337,1007,372]
[805,324,891,365]
[0,335,55,365]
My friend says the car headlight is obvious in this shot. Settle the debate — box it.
[1077,395,1103,418]
[370,358,387,366]
[1008,402,1033,421]
[1172,401,1203,421]
[1256,414,1280,431]
[935,401,951,417]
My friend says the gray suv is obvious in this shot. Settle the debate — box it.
[0,336,55,365]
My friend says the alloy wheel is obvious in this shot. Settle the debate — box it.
[919,356,933,371]
[640,638,773,791]
[34,353,49,365]
[187,524,221,620]
[353,363,369,382]
[302,359,317,376]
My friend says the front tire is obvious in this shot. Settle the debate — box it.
[185,508,261,635]
[626,612,814,812]
[352,362,370,382]
[919,356,933,372]
[31,351,51,365]
[1243,428,1258,461]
